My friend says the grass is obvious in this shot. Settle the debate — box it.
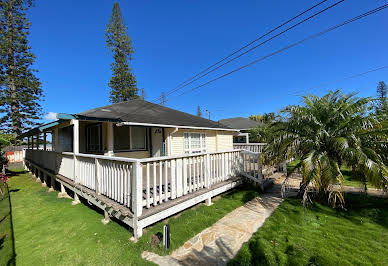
[6,169,259,265]
[287,160,377,189]
[341,168,376,189]
[229,194,388,266]
[0,182,15,266]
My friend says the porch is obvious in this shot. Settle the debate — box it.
[24,147,263,239]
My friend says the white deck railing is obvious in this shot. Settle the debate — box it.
[139,150,241,208]
[25,149,256,216]
[233,143,266,153]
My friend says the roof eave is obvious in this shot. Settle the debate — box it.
[17,119,66,139]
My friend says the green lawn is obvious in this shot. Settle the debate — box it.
[287,160,376,189]
[6,170,259,265]
[0,182,15,266]
[229,194,388,266]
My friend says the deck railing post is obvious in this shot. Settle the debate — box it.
[205,153,211,188]
[239,152,244,175]
[176,158,183,197]
[132,161,143,239]
[95,158,101,195]
[183,158,188,195]
[73,155,78,183]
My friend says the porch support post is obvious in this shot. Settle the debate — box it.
[43,132,47,151]
[27,136,30,149]
[36,134,39,149]
[132,161,143,240]
[41,172,47,187]
[35,169,41,183]
[71,119,80,204]
[72,119,79,154]
[53,127,59,151]
[101,209,110,224]
[48,175,55,192]
[58,183,70,198]
[31,135,34,150]
[72,193,80,205]
[106,122,114,156]
[205,195,213,206]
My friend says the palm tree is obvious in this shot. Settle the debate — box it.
[264,90,388,207]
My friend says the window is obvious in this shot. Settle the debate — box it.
[114,126,130,150]
[184,132,206,154]
[114,125,147,151]
[131,127,146,150]
[58,126,73,152]
[86,124,102,153]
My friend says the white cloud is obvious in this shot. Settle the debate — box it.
[44,112,58,121]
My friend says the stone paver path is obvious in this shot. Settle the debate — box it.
[142,174,300,266]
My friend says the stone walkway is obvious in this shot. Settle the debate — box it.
[142,174,300,266]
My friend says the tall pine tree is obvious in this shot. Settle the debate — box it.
[376,81,388,114]
[105,2,138,103]
[0,0,43,137]
[197,106,202,117]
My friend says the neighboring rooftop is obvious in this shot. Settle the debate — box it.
[219,117,261,130]
[76,99,229,129]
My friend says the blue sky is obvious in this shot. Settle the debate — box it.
[27,0,388,122]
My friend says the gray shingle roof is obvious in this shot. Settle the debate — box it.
[218,117,261,130]
[77,99,230,129]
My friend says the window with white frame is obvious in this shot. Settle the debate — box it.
[184,132,206,154]
[113,125,147,151]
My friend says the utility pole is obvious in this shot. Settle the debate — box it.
[160,92,166,106]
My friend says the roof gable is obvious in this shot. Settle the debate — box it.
[219,117,261,129]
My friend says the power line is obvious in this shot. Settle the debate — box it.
[156,0,345,101]
[172,4,388,100]
[124,0,345,119]
[292,65,388,96]
[150,0,334,104]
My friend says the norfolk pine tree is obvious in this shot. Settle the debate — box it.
[105,2,138,103]
[197,106,202,117]
[376,81,388,114]
[0,0,43,137]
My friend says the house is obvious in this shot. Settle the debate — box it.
[20,99,238,158]
[219,117,261,143]
[19,100,262,239]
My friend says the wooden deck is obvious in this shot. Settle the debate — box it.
[24,149,262,239]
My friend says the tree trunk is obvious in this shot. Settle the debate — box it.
[6,0,21,138]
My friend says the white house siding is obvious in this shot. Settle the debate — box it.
[216,131,234,151]
[166,128,234,156]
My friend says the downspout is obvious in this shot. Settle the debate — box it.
[168,127,179,156]
[148,128,153,157]
[162,128,165,156]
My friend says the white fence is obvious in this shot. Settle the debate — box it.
[233,143,266,153]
